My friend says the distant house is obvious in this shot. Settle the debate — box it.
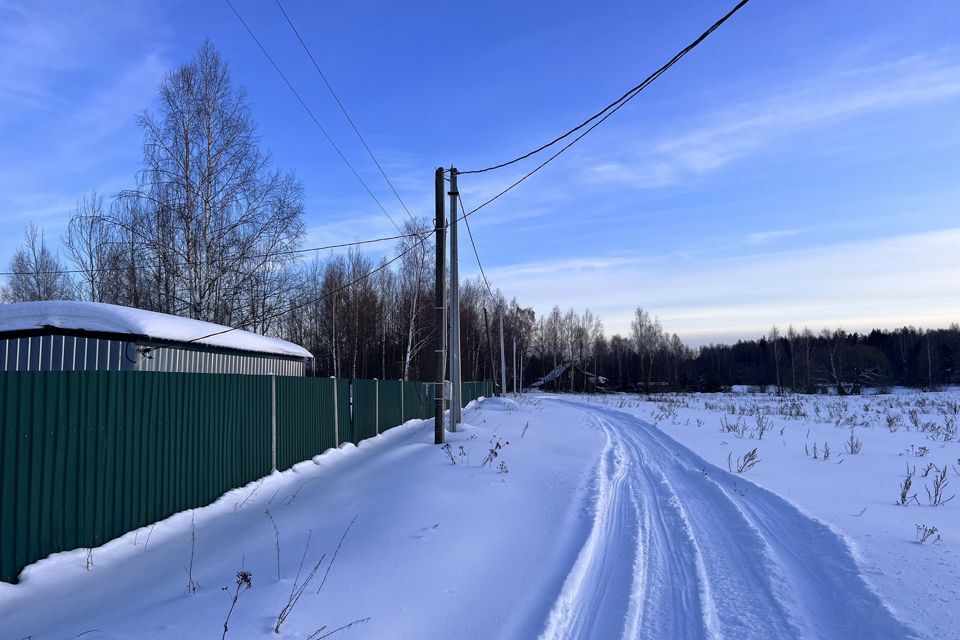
[530,361,608,392]
[0,301,312,376]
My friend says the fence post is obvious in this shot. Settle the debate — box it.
[270,372,277,472]
[331,376,339,447]
[374,378,380,435]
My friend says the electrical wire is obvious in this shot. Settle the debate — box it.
[458,192,495,300]
[458,0,752,176]
[456,0,749,223]
[182,232,433,345]
[0,232,422,277]
[274,0,419,227]
[223,0,404,234]
[458,191,505,400]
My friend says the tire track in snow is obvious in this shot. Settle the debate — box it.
[622,427,717,640]
[539,400,920,640]
[540,416,712,640]
[539,419,639,639]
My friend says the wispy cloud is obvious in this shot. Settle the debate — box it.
[745,229,798,245]
[581,54,960,188]
[0,2,158,118]
[301,210,404,259]
[0,0,165,262]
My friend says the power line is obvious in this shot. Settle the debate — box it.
[458,0,752,176]
[458,192,495,300]
[222,0,404,234]
[457,1,751,221]
[0,232,421,277]
[274,0,418,227]
[182,232,432,345]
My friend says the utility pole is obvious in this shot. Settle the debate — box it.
[483,307,498,396]
[512,337,517,395]
[433,167,446,445]
[448,167,462,429]
[498,309,507,400]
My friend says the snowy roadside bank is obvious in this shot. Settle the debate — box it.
[573,391,960,640]
[0,397,605,640]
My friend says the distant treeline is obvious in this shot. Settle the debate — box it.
[517,311,959,395]
[571,325,960,395]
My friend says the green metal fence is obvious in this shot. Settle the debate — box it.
[377,380,403,433]
[462,380,494,406]
[0,371,491,583]
[0,371,271,585]
[402,380,433,422]
[351,378,378,443]
[275,377,343,471]
[335,377,351,445]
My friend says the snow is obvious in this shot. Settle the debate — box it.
[0,301,312,358]
[538,399,920,639]
[2,391,955,639]
[574,390,960,640]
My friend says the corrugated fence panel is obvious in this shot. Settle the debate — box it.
[0,371,272,584]
[335,378,352,446]
[421,382,434,419]
[351,379,378,442]
[462,381,477,406]
[402,381,427,421]
[378,381,403,432]
[275,377,337,471]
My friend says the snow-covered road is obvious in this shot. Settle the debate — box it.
[541,399,919,640]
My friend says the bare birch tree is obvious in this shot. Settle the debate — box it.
[3,223,74,302]
[62,191,126,302]
[631,307,664,392]
[768,325,782,393]
[398,220,431,380]
[110,41,304,327]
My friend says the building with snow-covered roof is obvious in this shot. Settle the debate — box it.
[0,301,312,376]
[530,361,608,392]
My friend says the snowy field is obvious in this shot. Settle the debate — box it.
[2,390,957,639]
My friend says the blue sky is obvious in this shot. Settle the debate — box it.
[1,0,958,344]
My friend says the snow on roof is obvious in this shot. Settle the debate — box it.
[530,362,572,387]
[0,301,312,359]
[530,361,607,388]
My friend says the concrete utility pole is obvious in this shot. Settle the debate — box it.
[512,337,517,395]
[433,167,446,445]
[483,307,498,396]
[448,167,462,429]
[498,309,507,400]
